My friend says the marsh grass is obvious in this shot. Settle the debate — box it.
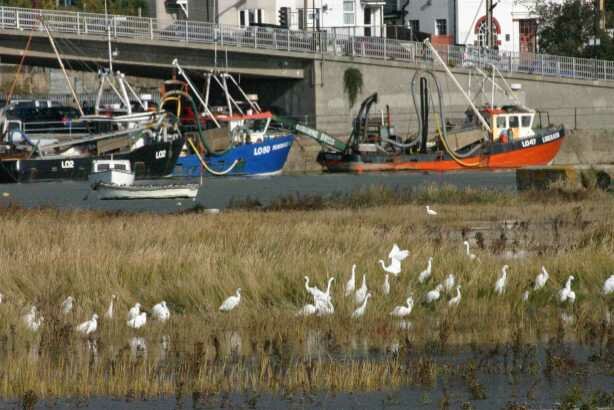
[0,191,612,398]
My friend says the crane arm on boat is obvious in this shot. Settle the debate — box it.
[273,115,348,152]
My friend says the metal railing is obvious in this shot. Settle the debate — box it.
[2,6,614,81]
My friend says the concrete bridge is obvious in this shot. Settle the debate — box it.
[2,6,614,135]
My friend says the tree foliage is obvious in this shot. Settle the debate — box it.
[536,0,614,59]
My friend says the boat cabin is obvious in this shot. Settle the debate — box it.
[484,105,536,142]
[89,159,135,187]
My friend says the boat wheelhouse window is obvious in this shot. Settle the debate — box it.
[496,116,507,128]
[113,164,127,170]
[245,119,268,132]
[521,115,531,127]
[98,163,110,171]
[509,116,519,128]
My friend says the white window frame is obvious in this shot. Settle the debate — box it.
[435,19,447,36]
[343,0,355,25]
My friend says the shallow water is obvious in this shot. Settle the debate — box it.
[0,171,516,213]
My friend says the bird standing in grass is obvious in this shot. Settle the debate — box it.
[603,275,614,295]
[296,303,317,317]
[355,274,368,305]
[418,257,433,283]
[128,303,141,321]
[345,264,356,296]
[444,274,456,292]
[152,301,170,322]
[463,241,477,261]
[426,205,438,216]
[426,284,443,304]
[390,296,414,317]
[77,314,98,335]
[23,306,43,332]
[494,265,509,295]
[379,244,409,276]
[352,293,372,318]
[127,312,147,329]
[219,288,241,312]
[382,274,390,296]
[448,285,462,307]
[304,276,327,301]
[559,276,576,304]
[534,266,549,290]
[62,296,74,315]
[105,294,117,319]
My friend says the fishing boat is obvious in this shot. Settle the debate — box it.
[89,158,199,200]
[313,41,565,173]
[169,60,294,177]
[0,20,186,183]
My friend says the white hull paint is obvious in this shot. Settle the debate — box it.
[94,183,199,200]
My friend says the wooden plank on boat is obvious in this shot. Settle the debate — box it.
[443,128,484,151]
[97,136,130,154]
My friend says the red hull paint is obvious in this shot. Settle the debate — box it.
[324,137,564,173]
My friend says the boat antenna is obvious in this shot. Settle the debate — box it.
[423,39,490,133]
[40,19,84,116]
[105,0,113,73]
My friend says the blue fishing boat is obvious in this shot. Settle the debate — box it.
[169,60,295,177]
[174,134,294,177]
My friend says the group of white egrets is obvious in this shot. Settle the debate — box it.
[14,287,244,336]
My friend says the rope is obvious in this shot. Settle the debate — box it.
[186,137,239,176]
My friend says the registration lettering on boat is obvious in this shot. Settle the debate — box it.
[521,138,537,148]
[155,150,167,159]
[61,160,75,169]
[254,146,271,156]
[542,132,561,143]
[272,142,290,151]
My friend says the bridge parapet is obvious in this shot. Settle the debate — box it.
[2,6,614,82]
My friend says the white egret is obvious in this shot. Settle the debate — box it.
[105,294,117,319]
[351,293,372,318]
[382,274,390,296]
[388,244,410,262]
[0,292,3,304]
[426,205,438,216]
[418,257,433,283]
[61,296,74,315]
[345,264,356,297]
[127,312,147,329]
[355,274,368,305]
[534,266,549,290]
[76,314,98,335]
[390,296,414,317]
[559,276,575,304]
[23,306,43,332]
[219,288,241,312]
[296,304,317,317]
[603,275,614,295]
[315,298,335,316]
[304,276,327,301]
[444,274,456,292]
[127,303,141,321]
[318,277,335,304]
[379,258,402,276]
[463,241,477,261]
[425,284,443,303]
[494,265,509,295]
[448,285,462,307]
[152,301,170,322]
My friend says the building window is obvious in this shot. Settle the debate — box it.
[476,20,488,47]
[519,19,537,53]
[435,19,447,36]
[343,0,355,25]
[409,19,419,34]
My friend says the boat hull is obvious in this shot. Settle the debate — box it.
[173,135,294,177]
[319,128,565,173]
[93,183,199,200]
[0,138,185,183]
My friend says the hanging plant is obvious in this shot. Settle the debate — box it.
[343,67,363,109]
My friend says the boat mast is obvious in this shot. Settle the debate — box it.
[424,40,491,133]
[40,20,84,117]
